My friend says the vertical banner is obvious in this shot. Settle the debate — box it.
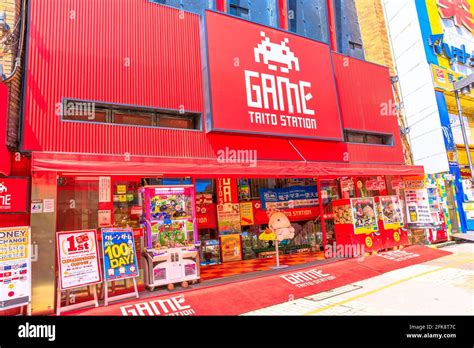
[101,228,139,281]
[56,230,102,290]
[216,178,241,234]
[0,226,31,309]
[99,177,111,203]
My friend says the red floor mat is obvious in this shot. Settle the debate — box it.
[66,245,450,316]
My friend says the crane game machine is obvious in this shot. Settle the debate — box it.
[140,185,200,290]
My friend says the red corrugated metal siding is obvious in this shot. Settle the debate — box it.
[331,53,404,163]
[22,0,406,165]
[24,0,211,158]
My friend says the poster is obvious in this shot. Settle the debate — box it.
[365,179,386,191]
[99,177,111,203]
[379,196,404,230]
[101,228,139,281]
[220,234,242,262]
[404,189,433,226]
[217,203,241,234]
[98,209,112,227]
[239,202,254,226]
[43,198,55,213]
[259,186,318,209]
[350,198,378,234]
[0,226,31,309]
[56,230,102,290]
[30,199,43,214]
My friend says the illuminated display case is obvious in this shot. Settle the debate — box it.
[140,185,200,290]
[199,239,221,266]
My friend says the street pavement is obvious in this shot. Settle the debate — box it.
[243,243,474,315]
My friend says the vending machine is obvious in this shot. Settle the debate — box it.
[140,185,200,290]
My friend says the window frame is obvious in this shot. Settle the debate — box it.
[343,130,394,147]
[60,98,203,132]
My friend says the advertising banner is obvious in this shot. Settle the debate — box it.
[0,177,29,213]
[350,198,379,234]
[220,234,242,262]
[379,196,404,230]
[216,178,238,205]
[252,200,319,224]
[404,189,433,227]
[0,226,31,309]
[239,202,254,226]
[217,203,241,235]
[365,179,386,191]
[203,10,342,140]
[259,186,318,209]
[56,230,102,290]
[197,203,217,229]
[101,228,139,281]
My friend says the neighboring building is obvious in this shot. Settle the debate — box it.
[382,0,474,235]
[355,0,414,166]
[0,0,423,315]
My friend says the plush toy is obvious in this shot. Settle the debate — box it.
[268,212,295,241]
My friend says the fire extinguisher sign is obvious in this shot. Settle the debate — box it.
[56,229,102,290]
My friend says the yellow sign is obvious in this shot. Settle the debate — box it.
[239,202,254,226]
[393,231,401,242]
[365,236,373,248]
[0,226,29,261]
[117,185,127,194]
[119,194,127,203]
[430,64,473,94]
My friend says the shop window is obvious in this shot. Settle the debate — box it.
[57,177,100,231]
[61,99,201,130]
[228,0,279,27]
[287,0,329,43]
[344,131,393,146]
[149,0,216,13]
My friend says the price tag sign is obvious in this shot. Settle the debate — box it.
[101,228,139,281]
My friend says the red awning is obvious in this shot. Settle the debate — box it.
[31,152,424,178]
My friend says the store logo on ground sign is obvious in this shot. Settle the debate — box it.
[281,268,336,288]
[120,295,195,316]
[204,10,342,140]
[428,33,474,67]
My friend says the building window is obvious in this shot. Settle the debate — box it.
[287,0,329,42]
[344,131,393,145]
[61,100,201,130]
[149,0,216,13]
[228,0,279,27]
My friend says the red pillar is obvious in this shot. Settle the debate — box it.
[326,0,337,51]
[317,178,328,255]
[278,0,289,30]
[216,0,226,12]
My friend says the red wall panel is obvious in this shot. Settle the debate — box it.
[22,0,405,166]
[0,83,10,176]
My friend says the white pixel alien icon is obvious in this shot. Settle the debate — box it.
[0,182,7,193]
[254,31,300,73]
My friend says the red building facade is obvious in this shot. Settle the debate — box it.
[1,0,423,314]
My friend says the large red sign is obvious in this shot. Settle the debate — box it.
[203,11,342,140]
[0,177,29,213]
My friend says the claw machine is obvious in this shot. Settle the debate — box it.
[140,185,200,290]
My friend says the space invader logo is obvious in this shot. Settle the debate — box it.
[254,32,299,74]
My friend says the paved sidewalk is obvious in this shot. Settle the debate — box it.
[243,243,474,316]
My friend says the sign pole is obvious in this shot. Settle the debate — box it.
[275,239,280,268]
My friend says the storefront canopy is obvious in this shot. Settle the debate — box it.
[32,152,424,178]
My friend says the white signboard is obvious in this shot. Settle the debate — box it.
[0,226,31,309]
[99,177,111,203]
[56,230,102,290]
[404,189,433,225]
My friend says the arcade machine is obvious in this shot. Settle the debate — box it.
[140,185,200,290]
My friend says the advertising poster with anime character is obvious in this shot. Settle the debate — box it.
[380,196,404,230]
[350,198,378,234]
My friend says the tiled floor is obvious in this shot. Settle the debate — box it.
[200,251,325,280]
